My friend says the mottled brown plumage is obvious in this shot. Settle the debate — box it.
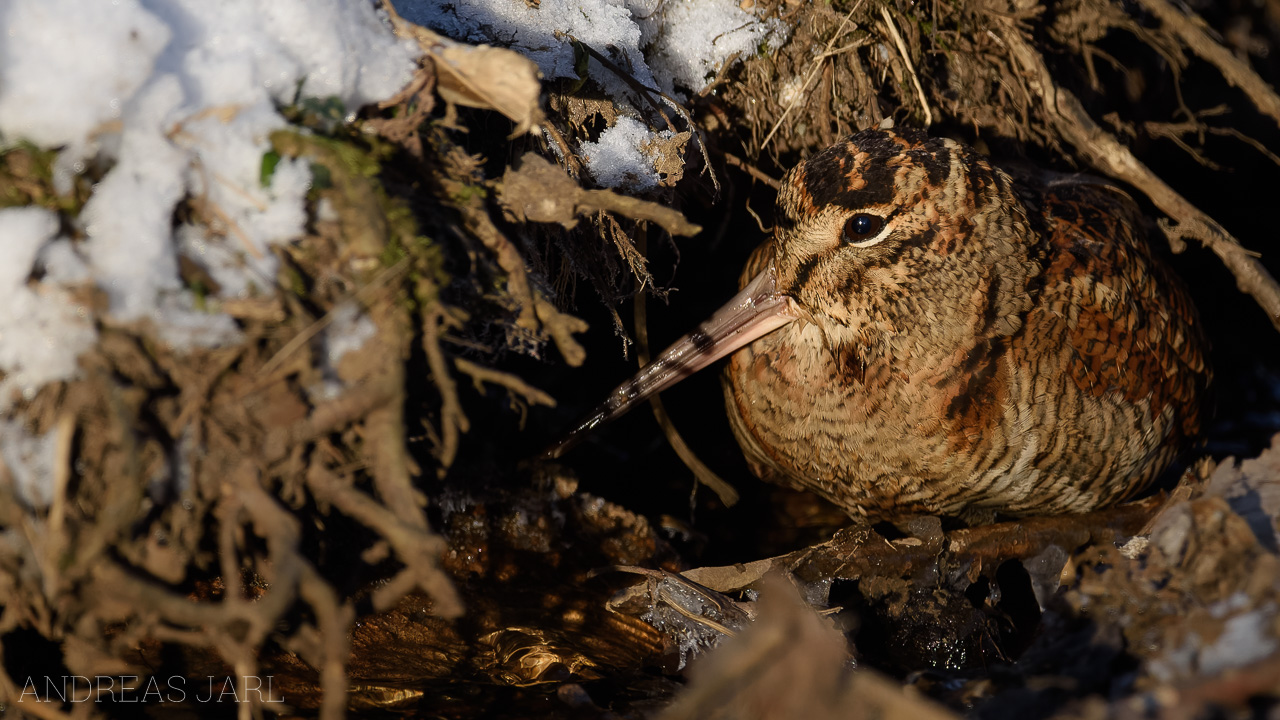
[551,128,1210,519]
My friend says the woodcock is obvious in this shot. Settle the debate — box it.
[550,129,1211,519]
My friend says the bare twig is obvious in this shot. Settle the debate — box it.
[455,357,556,409]
[298,564,355,720]
[566,36,676,133]
[579,189,702,236]
[305,464,462,616]
[256,260,408,383]
[697,51,741,99]
[1133,0,1280,132]
[542,122,583,177]
[566,36,720,192]
[535,295,590,367]
[364,309,430,528]
[499,152,701,237]
[422,303,470,470]
[633,228,739,507]
[453,177,591,363]
[1211,126,1280,169]
[880,6,933,127]
[1142,120,1223,169]
[285,373,401,447]
[44,414,73,594]
[722,151,782,190]
[452,184,539,332]
[761,0,866,152]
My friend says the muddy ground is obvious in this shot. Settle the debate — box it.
[3,0,1280,717]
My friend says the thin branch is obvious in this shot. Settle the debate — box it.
[256,260,408,382]
[421,304,469,470]
[762,0,866,152]
[633,228,739,507]
[455,357,556,408]
[1134,0,1280,132]
[722,151,782,190]
[880,6,934,127]
[305,464,462,616]
[297,564,355,720]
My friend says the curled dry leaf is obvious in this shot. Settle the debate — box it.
[643,130,692,187]
[385,4,541,135]
[432,42,541,135]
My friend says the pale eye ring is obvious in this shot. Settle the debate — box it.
[843,213,886,245]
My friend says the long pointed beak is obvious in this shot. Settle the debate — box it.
[545,262,798,458]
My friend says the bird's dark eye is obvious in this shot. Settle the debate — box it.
[843,213,885,243]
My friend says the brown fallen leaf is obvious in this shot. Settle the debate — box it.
[383,4,542,135]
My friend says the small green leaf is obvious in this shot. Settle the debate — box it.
[260,150,282,187]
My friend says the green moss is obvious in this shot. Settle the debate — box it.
[269,128,451,298]
[280,95,349,134]
[283,264,309,298]
[309,161,333,192]
[190,279,209,312]
[451,184,488,204]
[0,143,88,214]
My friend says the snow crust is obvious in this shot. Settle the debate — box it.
[0,0,417,398]
[580,117,669,190]
[0,208,96,405]
[0,418,61,510]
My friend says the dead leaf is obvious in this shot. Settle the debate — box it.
[383,5,542,135]
[643,131,692,187]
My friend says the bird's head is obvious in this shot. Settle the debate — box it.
[767,129,1032,351]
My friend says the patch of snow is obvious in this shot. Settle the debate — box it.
[1200,602,1280,673]
[400,0,655,92]
[1148,597,1279,682]
[0,0,418,503]
[0,418,62,510]
[0,208,97,407]
[309,301,379,402]
[0,0,171,150]
[397,0,783,96]
[580,117,666,190]
[324,302,379,368]
[39,239,92,286]
[636,0,780,93]
[0,0,414,384]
